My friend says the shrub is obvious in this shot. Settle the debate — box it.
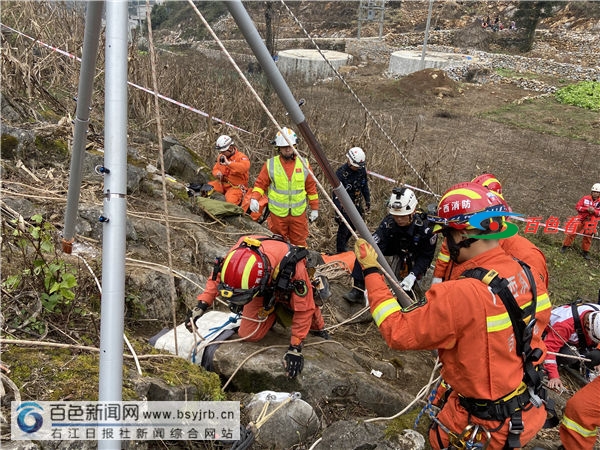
[555,81,600,111]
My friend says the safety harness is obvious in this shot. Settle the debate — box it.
[262,244,309,315]
[457,262,549,449]
[571,299,600,354]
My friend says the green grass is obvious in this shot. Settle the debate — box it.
[523,230,599,306]
[555,81,600,111]
[481,96,600,144]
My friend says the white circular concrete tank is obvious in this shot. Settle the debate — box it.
[388,50,475,76]
[276,49,352,82]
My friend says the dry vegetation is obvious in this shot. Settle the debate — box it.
[2,2,600,448]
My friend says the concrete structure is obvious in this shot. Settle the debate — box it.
[276,49,353,83]
[388,50,475,76]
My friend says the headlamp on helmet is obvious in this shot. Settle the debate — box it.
[388,187,418,216]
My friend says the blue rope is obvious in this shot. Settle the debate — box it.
[414,380,439,429]
[191,314,240,363]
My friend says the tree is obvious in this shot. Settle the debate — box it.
[513,1,564,52]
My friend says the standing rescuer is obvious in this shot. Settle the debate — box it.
[332,146,371,253]
[207,135,250,206]
[353,181,552,450]
[249,127,319,247]
[561,183,600,260]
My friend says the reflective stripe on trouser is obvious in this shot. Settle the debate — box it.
[559,377,600,450]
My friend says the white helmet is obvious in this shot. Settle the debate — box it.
[388,187,418,216]
[586,311,600,344]
[592,183,600,193]
[274,127,298,147]
[347,147,366,168]
[215,135,233,152]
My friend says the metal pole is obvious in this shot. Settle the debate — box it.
[62,1,104,253]
[420,0,434,70]
[98,1,128,448]
[224,0,411,306]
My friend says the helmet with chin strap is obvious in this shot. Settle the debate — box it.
[218,238,271,308]
[346,147,366,168]
[586,311,600,344]
[215,135,234,152]
[274,127,298,147]
[592,183,600,193]
[432,182,509,262]
[434,182,507,232]
[388,187,418,216]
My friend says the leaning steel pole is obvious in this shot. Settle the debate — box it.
[224,0,411,306]
[98,1,128,449]
[62,1,104,253]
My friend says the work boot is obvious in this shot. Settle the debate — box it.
[560,246,568,254]
[310,329,330,340]
[583,251,591,260]
[343,287,365,304]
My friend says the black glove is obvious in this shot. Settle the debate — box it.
[283,345,304,379]
[365,203,371,214]
[584,349,600,369]
[185,301,209,332]
[186,183,203,197]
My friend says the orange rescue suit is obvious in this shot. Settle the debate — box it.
[365,246,552,449]
[434,233,549,288]
[208,148,250,205]
[252,156,319,246]
[197,235,324,347]
[560,376,600,449]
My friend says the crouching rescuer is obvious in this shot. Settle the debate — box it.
[353,181,553,449]
[186,235,329,379]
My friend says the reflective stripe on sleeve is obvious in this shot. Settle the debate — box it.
[437,253,450,263]
[372,298,402,327]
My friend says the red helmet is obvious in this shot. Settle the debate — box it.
[218,239,270,306]
[472,173,503,196]
[434,182,507,232]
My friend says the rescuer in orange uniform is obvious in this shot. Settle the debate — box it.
[560,376,600,449]
[558,311,600,449]
[354,182,552,450]
[432,173,549,289]
[208,135,250,206]
[561,183,600,260]
[249,127,319,247]
[186,234,327,379]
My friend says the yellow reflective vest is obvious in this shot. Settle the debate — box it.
[267,156,309,217]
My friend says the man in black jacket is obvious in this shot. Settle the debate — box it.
[343,187,437,304]
[333,147,371,253]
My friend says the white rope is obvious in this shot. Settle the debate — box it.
[279,0,437,197]
[185,0,406,291]
[365,358,442,423]
[73,253,143,376]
